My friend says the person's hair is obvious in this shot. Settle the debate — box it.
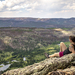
[69,36,75,43]
[72,44,75,51]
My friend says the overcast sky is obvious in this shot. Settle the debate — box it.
[0,0,75,18]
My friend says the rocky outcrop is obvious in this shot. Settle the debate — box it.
[2,53,75,75]
[48,66,75,75]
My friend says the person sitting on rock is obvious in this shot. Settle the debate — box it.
[45,36,75,58]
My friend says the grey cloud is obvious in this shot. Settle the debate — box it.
[0,0,25,11]
[47,0,75,12]
[0,0,75,13]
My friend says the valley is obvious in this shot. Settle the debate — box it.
[0,27,75,73]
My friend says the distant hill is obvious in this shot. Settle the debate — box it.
[0,27,75,50]
[0,17,75,28]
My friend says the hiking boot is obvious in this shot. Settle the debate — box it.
[45,53,49,58]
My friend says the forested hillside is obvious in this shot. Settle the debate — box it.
[0,27,75,51]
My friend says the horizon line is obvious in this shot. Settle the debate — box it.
[0,17,75,19]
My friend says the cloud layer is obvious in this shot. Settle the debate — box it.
[0,0,75,18]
